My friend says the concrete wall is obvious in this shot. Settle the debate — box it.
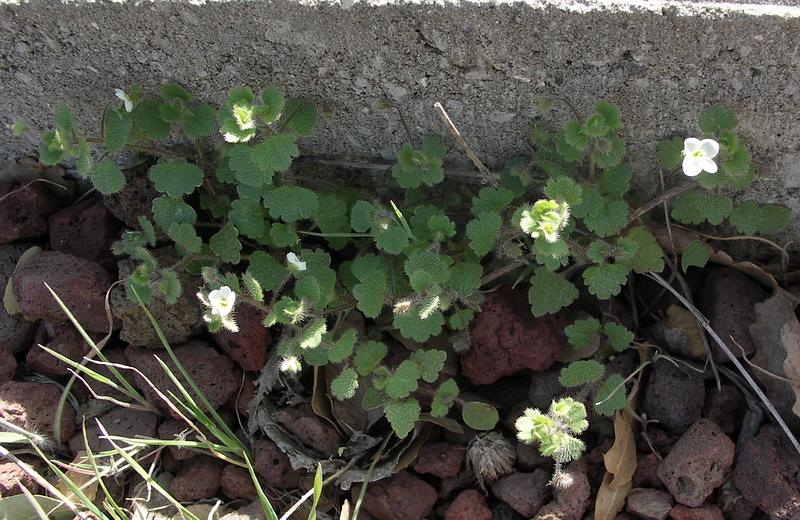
[1,0,798,251]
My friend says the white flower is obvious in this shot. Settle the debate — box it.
[280,356,302,373]
[682,138,720,177]
[208,286,236,317]
[287,252,307,271]
[114,89,134,113]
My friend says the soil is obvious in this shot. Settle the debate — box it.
[1,162,800,520]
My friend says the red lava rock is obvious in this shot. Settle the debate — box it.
[68,407,158,456]
[462,288,567,385]
[220,464,258,502]
[219,500,269,520]
[732,426,800,520]
[272,403,341,458]
[125,341,238,419]
[641,358,705,434]
[225,369,255,418]
[703,384,743,435]
[0,244,40,353]
[0,380,76,440]
[169,455,226,502]
[0,456,42,497]
[0,342,16,384]
[658,419,735,507]
[445,489,492,520]
[626,488,674,520]
[0,182,60,244]
[531,461,591,520]
[158,419,199,461]
[696,267,769,362]
[633,452,665,489]
[253,437,304,489]
[78,347,136,403]
[102,163,159,228]
[492,469,550,517]
[351,470,437,520]
[212,304,271,372]
[412,441,465,478]
[669,503,725,520]
[26,322,93,379]
[516,441,552,471]
[12,251,116,333]
[48,198,121,267]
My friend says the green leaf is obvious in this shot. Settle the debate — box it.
[604,322,634,352]
[294,250,337,309]
[283,98,317,136]
[161,83,191,102]
[681,240,710,272]
[264,185,318,222]
[392,139,445,189]
[601,165,632,198]
[350,200,377,232]
[758,205,791,235]
[386,360,421,399]
[54,101,76,133]
[466,212,502,256]
[156,270,182,304]
[375,227,410,255]
[722,146,751,176]
[104,107,132,154]
[184,103,217,139]
[352,254,388,318]
[90,159,126,195]
[209,223,242,264]
[384,399,421,438]
[729,200,760,235]
[159,99,184,123]
[405,252,451,291]
[152,196,197,228]
[270,222,298,247]
[560,360,605,387]
[329,329,357,363]
[395,310,445,342]
[40,131,66,165]
[471,186,515,216]
[229,198,270,240]
[594,374,627,416]
[354,341,388,376]
[247,251,285,292]
[673,190,733,226]
[167,222,202,253]
[297,319,326,349]
[312,193,351,250]
[563,119,588,149]
[76,138,92,178]
[528,268,578,317]
[699,105,738,133]
[253,133,299,173]
[595,100,621,129]
[594,136,626,168]
[260,86,284,123]
[584,200,628,237]
[410,349,446,383]
[148,162,204,197]
[544,176,582,206]
[565,317,601,349]
[133,98,171,140]
[228,144,268,187]
[619,227,664,274]
[571,186,603,219]
[583,262,628,299]
[533,238,570,270]
[461,401,499,431]
[656,136,684,170]
[331,368,359,400]
[445,262,483,298]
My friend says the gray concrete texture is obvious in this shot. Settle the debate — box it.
[0,0,798,251]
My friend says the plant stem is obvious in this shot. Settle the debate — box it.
[433,102,499,188]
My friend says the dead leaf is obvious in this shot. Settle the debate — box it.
[55,452,99,505]
[781,321,800,419]
[651,305,705,359]
[0,157,73,198]
[3,245,42,316]
[595,401,637,520]
[595,472,633,520]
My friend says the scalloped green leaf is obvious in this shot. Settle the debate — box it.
[386,360,421,399]
[152,195,197,228]
[445,262,483,298]
[471,186,515,216]
[544,176,582,205]
[247,251,285,292]
[354,341,388,376]
[394,310,445,342]
[184,103,217,140]
[331,368,359,400]
[565,317,601,349]
[264,185,318,222]
[90,159,126,195]
[594,374,627,416]
[384,399,421,438]
[209,223,241,264]
[148,162,204,197]
[253,133,299,173]
[758,205,791,235]
[681,240,710,272]
[528,268,578,317]
[410,349,446,383]
[156,269,182,304]
[466,212,501,257]
[728,200,760,235]
[229,198,270,240]
[619,226,664,274]
[583,262,628,299]
[375,227,409,255]
[699,105,738,133]
[405,251,451,291]
[352,254,388,318]
[133,98,170,141]
[283,98,317,136]
[167,222,202,253]
[228,144,268,187]
[584,200,628,237]
[560,360,605,387]
[329,328,357,363]
[656,136,684,170]
[104,107,133,154]
[604,322,634,352]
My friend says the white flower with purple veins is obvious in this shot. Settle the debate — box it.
[682,138,720,177]
[287,252,307,271]
[114,89,134,112]
[208,286,236,317]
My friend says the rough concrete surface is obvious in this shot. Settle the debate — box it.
[0,0,798,249]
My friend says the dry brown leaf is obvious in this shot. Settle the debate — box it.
[654,305,705,359]
[0,157,73,197]
[595,409,637,520]
[55,452,99,505]
[781,320,800,419]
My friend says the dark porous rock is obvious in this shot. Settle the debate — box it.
[68,407,158,456]
[111,247,202,348]
[641,358,705,434]
[462,288,567,385]
[169,455,226,502]
[669,503,725,520]
[626,488,674,520]
[703,384,743,435]
[0,455,42,497]
[732,426,800,520]
[253,437,305,489]
[102,162,159,228]
[531,461,591,520]
[633,452,666,490]
[212,303,271,372]
[351,470,437,520]
[0,380,76,440]
[26,321,94,379]
[0,342,16,384]
[224,369,255,419]
[0,244,39,353]
[0,182,60,244]
[48,198,122,269]
[158,410,237,461]
[220,464,259,502]
[658,419,735,507]
[491,469,550,517]
[445,489,492,520]
[125,341,237,419]
[412,441,466,478]
[13,251,116,333]
[696,267,769,362]
[273,403,342,458]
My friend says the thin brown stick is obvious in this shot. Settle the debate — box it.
[627,179,695,225]
[433,102,499,188]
